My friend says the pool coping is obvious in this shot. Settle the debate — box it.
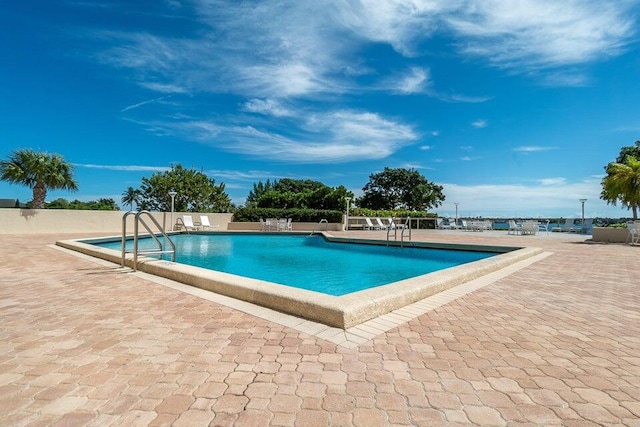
[56,232,543,329]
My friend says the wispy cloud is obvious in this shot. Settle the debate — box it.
[388,67,432,94]
[242,99,293,117]
[440,177,608,217]
[121,96,169,112]
[513,146,558,152]
[205,169,274,181]
[136,109,419,163]
[539,177,566,185]
[471,119,487,128]
[74,163,170,172]
[447,0,636,71]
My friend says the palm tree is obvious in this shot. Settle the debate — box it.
[0,149,78,209]
[601,155,640,220]
[121,186,140,211]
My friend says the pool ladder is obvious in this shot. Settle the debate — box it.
[310,219,328,236]
[122,210,176,271]
[387,217,411,247]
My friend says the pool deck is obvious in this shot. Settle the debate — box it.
[1,230,639,426]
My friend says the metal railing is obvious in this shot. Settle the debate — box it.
[387,217,411,247]
[310,219,328,236]
[121,210,176,271]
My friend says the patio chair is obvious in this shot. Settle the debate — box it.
[436,218,450,229]
[200,215,219,230]
[627,221,640,245]
[182,215,200,231]
[537,220,550,234]
[375,217,390,230]
[364,217,378,230]
[553,218,575,232]
[508,220,521,235]
[521,221,538,235]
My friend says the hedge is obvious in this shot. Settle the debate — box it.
[233,208,343,223]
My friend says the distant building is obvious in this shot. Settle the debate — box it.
[0,198,27,208]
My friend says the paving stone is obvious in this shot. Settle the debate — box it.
[1,233,639,426]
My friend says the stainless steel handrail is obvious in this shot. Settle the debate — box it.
[121,210,176,270]
[310,219,328,236]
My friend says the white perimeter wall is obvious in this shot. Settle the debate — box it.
[0,209,233,234]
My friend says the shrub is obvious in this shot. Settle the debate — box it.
[233,208,343,223]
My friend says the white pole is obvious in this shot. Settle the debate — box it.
[169,191,177,231]
[345,197,351,231]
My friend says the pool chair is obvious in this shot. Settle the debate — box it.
[375,217,390,230]
[627,221,640,245]
[182,215,200,231]
[553,218,575,232]
[387,217,406,230]
[570,218,593,234]
[436,218,449,229]
[538,220,550,235]
[508,220,521,235]
[364,217,378,230]
[200,215,219,230]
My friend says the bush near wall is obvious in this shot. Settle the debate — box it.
[350,208,438,229]
[233,208,343,223]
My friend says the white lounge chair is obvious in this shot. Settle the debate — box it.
[182,215,200,231]
[571,218,593,234]
[364,217,378,230]
[627,221,640,245]
[436,218,450,229]
[387,217,406,230]
[200,215,218,230]
[375,217,389,230]
[553,218,575,232]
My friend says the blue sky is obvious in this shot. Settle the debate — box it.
[2,1,639,218]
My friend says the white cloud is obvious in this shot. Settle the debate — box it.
[471,119,487,128]
[539,177,566,186]
[90,0,636,103]
[439,178,618,218]
[74,163,170,172]
[392,67,432,94]
[513,146,558,152]
[242,99,293,117]
[121,96,169,112]
[447,0,636,70]
[420,145,432,151]
[138,109,419,163]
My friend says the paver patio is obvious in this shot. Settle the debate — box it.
[1,231,639,426]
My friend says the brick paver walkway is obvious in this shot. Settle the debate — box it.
[1,232,639,426]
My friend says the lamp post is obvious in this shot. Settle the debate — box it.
[454,202,459,227]
[579,198,587,223]
[345,197,351,231]
[169,191,177,231]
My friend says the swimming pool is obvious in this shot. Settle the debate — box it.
[57,232,542,328]
[96,234,497,296]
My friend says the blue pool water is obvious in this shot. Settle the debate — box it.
[98,235,498,296]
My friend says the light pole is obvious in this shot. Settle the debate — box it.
[454,202,459,227]
[345,197,351,231]
[579,198,587,223]
[169,190,177,231]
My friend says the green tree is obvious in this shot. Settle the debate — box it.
[121,186,140,210]
[601,155,640,220]
[45,197,119,210]
[357,167,445,211]
[248,179,353,210]
[615,140,640,163]
[246,179,275,207]
[0,149,78,209]
[138,164,232,212]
